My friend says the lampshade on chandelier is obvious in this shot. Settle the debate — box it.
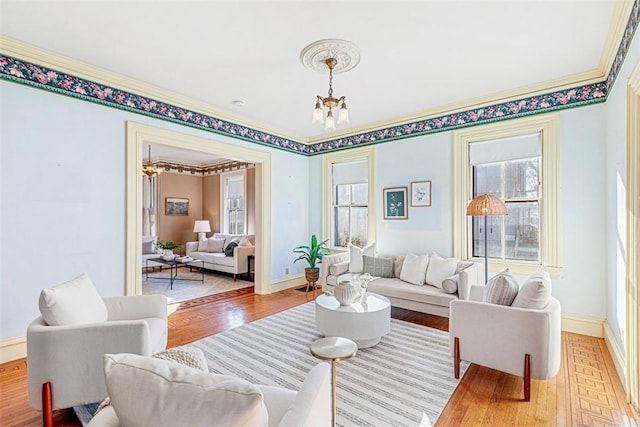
[142,144,162,177]
[301,39,360,131]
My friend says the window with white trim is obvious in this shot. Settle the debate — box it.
[322,147,375,249]
[453,114,561,277]
[221,172,245,234]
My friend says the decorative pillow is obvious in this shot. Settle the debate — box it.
[224,236,240,249]
[441,274,459,294]
[142,237,156,255]
[197,238,208,252]
[348,242,376,273]
[38,273,108,326]
[153,346,209,372]
[484,269,519,306]
[238,237,253,247]
[511,271,552,309]
[399,253,429,286]
[425,252,458,289]
[362,255,394,278]
[103,353,268,427]
[224,241,239,256]
[329,261,350,276]
[207,237,226,253]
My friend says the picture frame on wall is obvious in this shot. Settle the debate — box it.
[410,180,432,207]
[383,187,408,220]
[165,197,189,216]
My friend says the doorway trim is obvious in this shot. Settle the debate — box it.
[125,121,272,296]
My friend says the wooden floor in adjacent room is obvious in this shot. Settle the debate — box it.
[1,288,637,426]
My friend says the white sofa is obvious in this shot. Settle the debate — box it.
[87,354,331,427]
[186,233,255,280]
[320,251,482,317]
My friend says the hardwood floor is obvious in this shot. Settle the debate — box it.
[1,288,637,426]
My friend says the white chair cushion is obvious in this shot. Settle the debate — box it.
[348,242,376,273]
[38,273,108,326]
[207,237,226,253]
[425,252,458,289]
[104,353,268,427]
[441,274,459,294]
[399,253,429,286]
[152,346,208,371]
[512,271,553,309]
[484,269,520,306]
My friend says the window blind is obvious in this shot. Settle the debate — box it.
[469,132,541,165]
[332,160,368,185]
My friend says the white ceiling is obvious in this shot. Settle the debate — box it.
[1,0,617,141]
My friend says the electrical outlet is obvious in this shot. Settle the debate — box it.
[285,268,289,274]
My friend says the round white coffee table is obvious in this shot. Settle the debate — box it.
[315,292,391,348]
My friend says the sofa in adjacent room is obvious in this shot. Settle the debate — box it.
[320,244,483,317]
[186,233,255,280]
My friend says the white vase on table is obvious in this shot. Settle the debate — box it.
[162,249,175,261]
[334,281,359,306]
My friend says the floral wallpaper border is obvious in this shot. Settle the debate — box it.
[0,0,637,156]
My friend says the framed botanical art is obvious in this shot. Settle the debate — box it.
[383,187,408,220]
[165,197,189,216]
[410,180,432,207]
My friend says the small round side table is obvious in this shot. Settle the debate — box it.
[309,336,357,427]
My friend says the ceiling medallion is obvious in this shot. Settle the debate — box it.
[300,39,360,131]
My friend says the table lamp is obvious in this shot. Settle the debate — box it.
[193,220,211,240]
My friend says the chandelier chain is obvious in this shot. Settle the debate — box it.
[328,66,334,98]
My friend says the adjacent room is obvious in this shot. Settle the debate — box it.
[1,1,639,426]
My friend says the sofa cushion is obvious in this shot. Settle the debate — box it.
[362,255,394,278]
[425,252,458,289]
[399,253,429,286]
[198,252,235,267]
[239,237,253,247]
[104,353,268,427]
[511,271,552,309]
[367,278,457,308]
[329,261,350,276]
[484,269,519,306]
[224,236,241,249]
[441,274,459,294]
[197,238,208,252]
[142,236,157,255]
[207,237,226,253]
[39,273,108,326]
[348,242,375,273]
[153,346,208,372]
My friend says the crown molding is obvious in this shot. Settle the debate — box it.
[601,1,637,80]
[153,160,254,176]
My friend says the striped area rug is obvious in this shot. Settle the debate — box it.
[192,302,468,427]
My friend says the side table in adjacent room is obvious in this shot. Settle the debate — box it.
[309,336,357,427]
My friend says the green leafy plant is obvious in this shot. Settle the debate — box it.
[156,240,182,251]
[293,235,329,269]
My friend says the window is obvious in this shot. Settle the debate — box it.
[222,172,245,234]
[323,147,375,249]
[453,113,560,277]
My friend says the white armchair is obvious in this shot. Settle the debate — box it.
[449,283,561,401]
[87,354,331,427]
[27,274,168,427]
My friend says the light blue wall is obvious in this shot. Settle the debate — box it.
[605,32,640,351]
[0,81,309,339]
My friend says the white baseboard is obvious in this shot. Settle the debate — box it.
[603,320,626,387]
[561,313,604,337]
[0,336,26,364]
[269,274,305,293]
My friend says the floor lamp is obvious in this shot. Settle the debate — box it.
[466,194,507,284]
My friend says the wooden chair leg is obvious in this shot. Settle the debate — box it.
[233,274,237,281]
[454,337,460,379]
[524,354,531,401]
[42,382,53,427]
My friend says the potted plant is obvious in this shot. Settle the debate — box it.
[293,235,329,284]
[156,240,182,261]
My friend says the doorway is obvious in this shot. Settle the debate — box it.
[125,121,272,296]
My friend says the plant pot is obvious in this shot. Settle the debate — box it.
[305,267,320,284]
[162,249,175,261]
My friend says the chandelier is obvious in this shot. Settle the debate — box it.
[301,39,360,131]
[142,144,162,177]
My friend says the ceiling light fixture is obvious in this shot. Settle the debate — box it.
[301,39,360,132]
[142,144,162,177]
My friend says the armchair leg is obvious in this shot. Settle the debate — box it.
[524,354,531,401]
[233,274,237,281]
[454,337,460,379]
[42,382,53,427]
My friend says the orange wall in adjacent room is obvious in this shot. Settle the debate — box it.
[158,173,202,250]
[246,167,256,234]
[203,174,221,233]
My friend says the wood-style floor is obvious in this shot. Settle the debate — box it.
[1,288,637,426]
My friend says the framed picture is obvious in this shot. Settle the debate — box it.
[383,187,408,220]
[410,180,432,207]
[165,197,189,216]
